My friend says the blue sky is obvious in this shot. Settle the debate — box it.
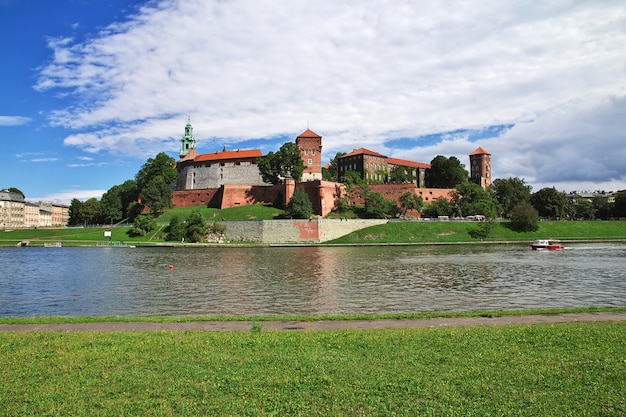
[1,0,625,204]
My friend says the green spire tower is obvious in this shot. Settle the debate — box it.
[179,117,196,158]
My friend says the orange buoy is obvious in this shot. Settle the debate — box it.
[168,264,174,270]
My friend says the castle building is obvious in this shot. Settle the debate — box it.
[469,147,491,188]
[337,148,389,183]
[295,129,323,181]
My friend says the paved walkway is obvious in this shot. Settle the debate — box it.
[1,311,625,333]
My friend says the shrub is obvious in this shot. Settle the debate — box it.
[510,202,540,232]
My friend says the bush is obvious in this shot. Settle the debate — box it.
[510,202,540,232]
[128,214,156,237]
[285,188,313,219]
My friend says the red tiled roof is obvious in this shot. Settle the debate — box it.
[340,148,387,158]
[470,147,490,155]
[194,149,263,162]
[388,157,431,169]
[297,129,321,138]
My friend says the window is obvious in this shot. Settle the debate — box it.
[308,159,312,164]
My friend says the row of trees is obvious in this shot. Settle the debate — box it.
[68,152,177,226]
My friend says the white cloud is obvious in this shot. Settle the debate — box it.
[34,0,626,191]
[27,189,106,205]
[0,115,32,126]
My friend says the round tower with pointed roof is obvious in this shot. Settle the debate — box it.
[469,147,491,188]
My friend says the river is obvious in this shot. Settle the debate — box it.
[0,243,624,317]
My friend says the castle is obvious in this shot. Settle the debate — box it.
[173,120,491,216]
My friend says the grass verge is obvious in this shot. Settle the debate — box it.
[1,321,625,416]
[1,306,625,325]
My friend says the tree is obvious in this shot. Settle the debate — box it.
[326,152,346,182]
[450,182,500,219]
[389,166,415,184]
[364,191,397,218]
[81,198,101,225]
[509,202,540,232]
[185,210,208,243]
[530,187,567,219]
[129,214,156,237]
[257,142,305,184]
[491,177,532,218]
[574,198,595,220]
[285,188,313,219]
[593,195,613,220]
[399,191,423,216]
[421,197,454,218]
[140,176,173,215]
[135,152,178,191]
[339,170,369,208]
[614,191,626,218]
[166,215,186,242]
[429,155,468,188]
[68,198,84,226]
[7,187,24,198]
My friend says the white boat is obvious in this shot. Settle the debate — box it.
[531,239,565,250]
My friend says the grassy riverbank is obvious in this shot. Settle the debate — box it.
[1,218,625,246]
[2,320,625,416]
[327,219,626,244]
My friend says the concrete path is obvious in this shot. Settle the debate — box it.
[1,311,625,333]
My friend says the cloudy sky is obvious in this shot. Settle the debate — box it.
[1,0,625,204]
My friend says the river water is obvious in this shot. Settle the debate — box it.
[0,243,624,317]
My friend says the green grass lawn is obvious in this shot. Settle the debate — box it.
[2,321,625,416]
[327,219,626,244]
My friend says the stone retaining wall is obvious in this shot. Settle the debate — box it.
[218,219,388,243]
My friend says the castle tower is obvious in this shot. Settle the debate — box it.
[179,117,196,158]
[296,129,322,181]
[469,147,491,188]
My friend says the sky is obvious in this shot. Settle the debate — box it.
[1,0,625,204]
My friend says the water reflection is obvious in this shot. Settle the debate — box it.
[0,243,625,316]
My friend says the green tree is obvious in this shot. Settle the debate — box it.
[530,187,567,219]
[68,198,84,226]
[285,188,313,219]
[81,198,101,225]
[399,191,424,216]
[339,170,369,208]
[593,195,613,220]
[509,202,540,232]
[429,155,468,188]
[135,152,178,191]
[257,142,305,184]
[185,210,208,243]
[614,191,626,218]
[450,182,500,219]
[167,215,186,242]
[491,177,532,218]
[326,152,346,182]
[140,176,173,215]
[421,197,454,218]
[574,198,595,220]
[129,214,156,237]
[389,166,415,184]
[7,187,25,198]
[364,191,397,219]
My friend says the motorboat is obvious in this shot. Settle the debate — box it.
[531,239,565,250]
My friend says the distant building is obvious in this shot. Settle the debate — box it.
[0,190,68,228]
[469,147,491,188]
[387,157,431,188]
[296,129,323,181]
[175,119,268,190]
[337,148,389,183]
[0,190,25,229]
